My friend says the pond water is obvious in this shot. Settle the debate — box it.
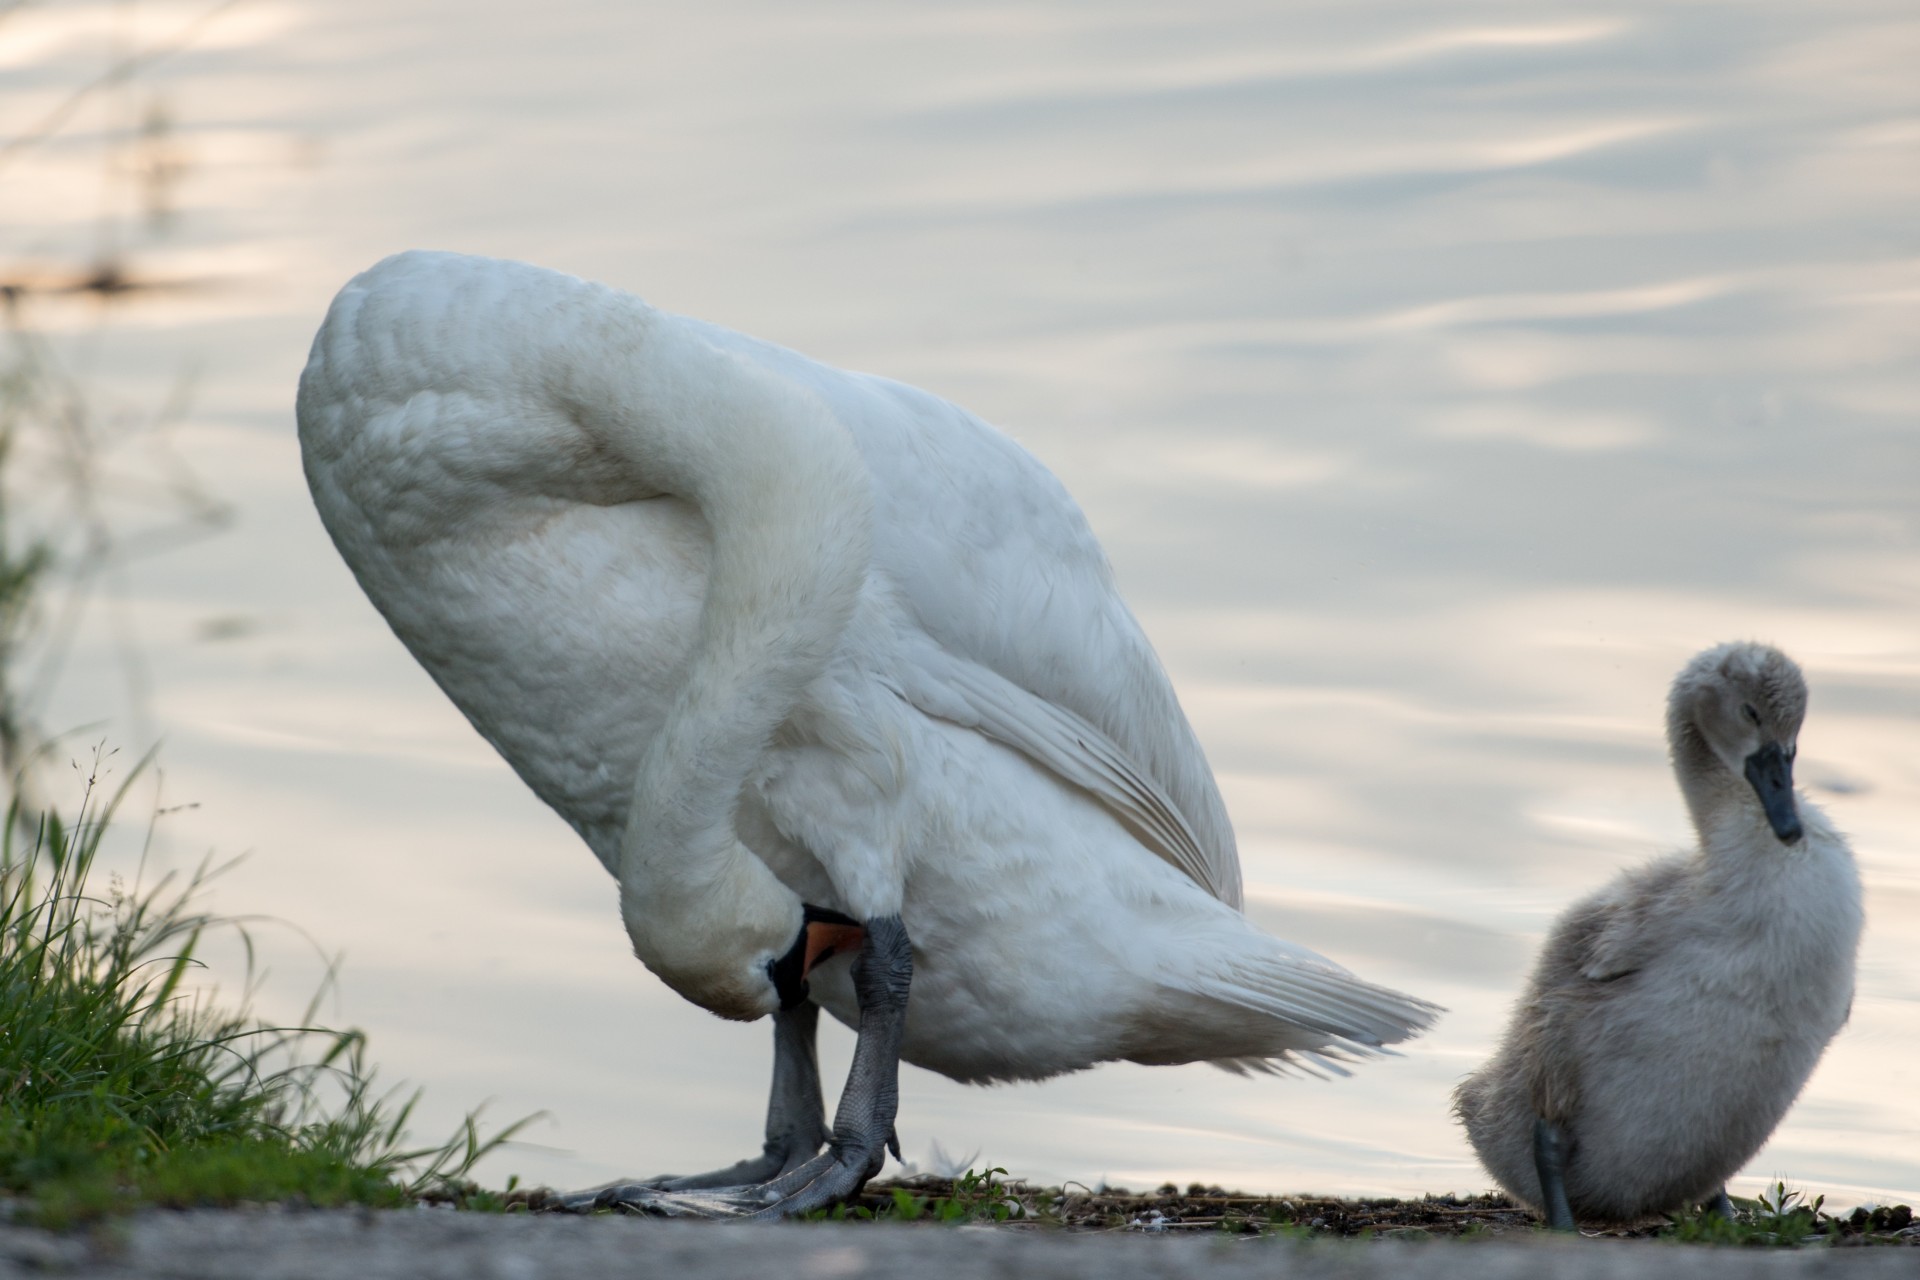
[5,0,1918,1202]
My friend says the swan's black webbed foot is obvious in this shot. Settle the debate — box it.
[566,916,912,1220]
[555,1000,828,1210]
[1532,1116,1577,1232]
[1709,1187,1736,1221]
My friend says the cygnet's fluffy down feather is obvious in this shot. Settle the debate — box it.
[1454,642,1861,1225]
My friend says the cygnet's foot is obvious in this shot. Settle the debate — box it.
[1531,1116,1577,1232]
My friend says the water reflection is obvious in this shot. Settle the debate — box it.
[4,0,1917,1202]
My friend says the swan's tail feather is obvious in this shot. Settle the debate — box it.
[1174,945,1442,1074]
[1207,1051,1355,1080]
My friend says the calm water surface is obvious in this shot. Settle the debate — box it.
[5,0,1918,1201]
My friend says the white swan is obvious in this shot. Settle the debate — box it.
[1453,641,1861,1229]
[296,250,1439,1217]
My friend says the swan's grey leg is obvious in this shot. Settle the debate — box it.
[738,914,911,1218]
[556,1001,828,1209]
[1532,1117,1577,1231]
[651,1000,830,1188]
[1709,1187,1736,1220]
[590,915,912,1219]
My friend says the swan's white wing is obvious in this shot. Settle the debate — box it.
[885,636,1225,902]
[845,378,1243,908]
[676,320,1242,908]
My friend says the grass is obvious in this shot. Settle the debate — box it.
[1661,1181,1915,1247]
[0,753,528,1229]
[1664,1183,1825,1246]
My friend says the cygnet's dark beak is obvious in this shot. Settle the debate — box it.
[1743,742,1802,844]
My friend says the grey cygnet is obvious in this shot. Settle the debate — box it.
[1454,641,1861,1228]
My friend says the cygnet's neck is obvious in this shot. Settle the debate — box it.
[1668,717,1774,858]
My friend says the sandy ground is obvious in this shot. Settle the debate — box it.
[3,1209,1918,1280]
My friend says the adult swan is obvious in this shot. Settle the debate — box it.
[296,251,1438,1218]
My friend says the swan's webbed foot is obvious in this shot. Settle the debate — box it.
[1709,1186,1736,1221]
[596,1133,891,1219]
[570,916,912,1220]
[1532,1116,1577,1232]
[556,1001,828,1210]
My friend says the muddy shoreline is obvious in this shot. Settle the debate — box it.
[6,1176,1914,1279]
[4,1206,1918,1280]
[492,1175,1918,1243]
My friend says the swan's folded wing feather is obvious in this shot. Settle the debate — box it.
[829,374,1242,907]
[688,351,1242,905]
[888,638,1227,902]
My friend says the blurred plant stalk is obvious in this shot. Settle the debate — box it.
[1,0,241,815]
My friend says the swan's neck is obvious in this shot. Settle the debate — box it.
[563,310,873,1017]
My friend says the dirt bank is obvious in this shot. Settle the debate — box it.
[4,1208,1919,1280]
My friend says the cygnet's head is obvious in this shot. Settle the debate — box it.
[1667,641,1807,844]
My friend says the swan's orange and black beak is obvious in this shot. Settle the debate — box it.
[770,905,866,1009]
[804,916,865,972]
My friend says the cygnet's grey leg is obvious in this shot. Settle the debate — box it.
[589,916,912,1220]
[557,1002,828,1209]
[1709,1187,1736,1221]
[1532,1117,1577,1232]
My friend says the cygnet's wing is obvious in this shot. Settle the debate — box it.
[1553,859,1691,984]
[1578,916,1645,984]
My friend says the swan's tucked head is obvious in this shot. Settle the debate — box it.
[1667,641,1807,844]
[620,848,805,1021]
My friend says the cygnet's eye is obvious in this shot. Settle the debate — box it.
[1742,703,1761,727]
